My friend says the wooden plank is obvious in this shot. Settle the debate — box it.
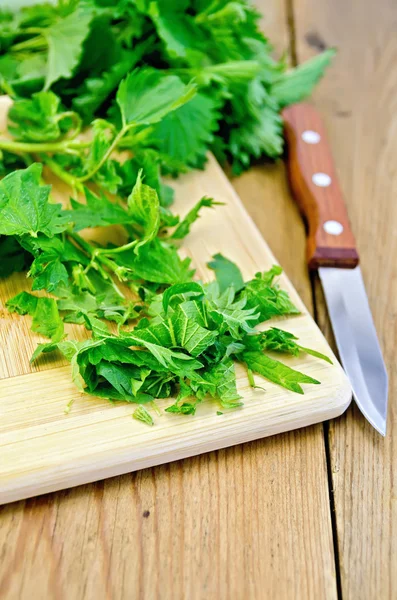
[0,4,340,598]
[293,0,397,597]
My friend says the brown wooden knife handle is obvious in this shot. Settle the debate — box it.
[282,102,359,270]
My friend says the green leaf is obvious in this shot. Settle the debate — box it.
[31,297,64,342]
[207,253,244,294]
[149,93,220,171]
[148,2,203,59]
[116,68,196,127]
[298,345,333,365]
[127,329,204,376]
[8,91,79,143]
[127,169,160,250]
[202,358,243,408]
[72,42,149,123]
[171,197,220,240]
[133,405,154,425]
[115,239,194,284]
[172,303,218,356]
[272,49,336,108]
[31,256,69,293]
[0,164,70,237]
[6,291,38,316]
[96,361,142,399]
[229,105,283,172]
[206,284,258,339]
[44,8,92,90]
[242,268,299,323]
[242,351,320,394]
[165,401,197,415]
[70,187,132,232]
[162,282,203,314]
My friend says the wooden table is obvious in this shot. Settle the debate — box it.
[1,1,396,598]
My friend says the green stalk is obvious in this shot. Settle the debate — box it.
[11,35,47,53]
[76,126,131,183]
[95,238,138,256]
[41,155,83,192]
[0,138,70,154]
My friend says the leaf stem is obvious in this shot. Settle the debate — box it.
[0,138,69,154]
[76,126,130,183]
[41,155,83,193]
[95,238,137,256]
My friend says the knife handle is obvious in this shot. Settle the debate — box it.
[282,103,359,270]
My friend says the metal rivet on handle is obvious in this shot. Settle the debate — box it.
[312,172,332,187]
[302,130,321,144]
[324,220,344,235]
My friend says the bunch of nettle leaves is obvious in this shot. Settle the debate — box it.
[0,0,332,424]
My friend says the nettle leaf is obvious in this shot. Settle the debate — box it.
[148,2,203,59]
[8,91,79,143]
[127,334,204,378]
[133,405,154,426]
[162,282,203,314]
[172,304,218,356]
[242,267,299,323]
[8,292,64,342]
[150,93,220,171]
[116,68,196,127]
[31,297,64,342]
[206,284,258,339]
[202,358,243,408]
[271,49,336,108]
[171,197,221,240]
[44,8,92,90]
[115,238,194,284]
[262,327,332,364]
[127,169,160,250]
[0,164,70,237]
[31,256,68,293]
[242,351,320,394]
[70,187,132,232]
[6,291,38,316]
[72,43,148,123]
[207,253,244,294]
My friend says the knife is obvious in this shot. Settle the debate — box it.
[282,102,388,436]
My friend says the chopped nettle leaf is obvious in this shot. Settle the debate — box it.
[207,253,245,294]
[171,197,221,240]
[0,0,335,422]
[7,292,64,342]
[133,405,154,426]
[242,351,320,395]
[261,327,333,364]
[242,268,300,323]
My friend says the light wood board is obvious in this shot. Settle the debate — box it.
[0,144,351,504]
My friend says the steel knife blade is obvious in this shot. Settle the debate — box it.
[282,103,388,435]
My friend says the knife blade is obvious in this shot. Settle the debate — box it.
[282,102,388,435]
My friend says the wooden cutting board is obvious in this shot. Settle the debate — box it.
[0,101,351,505]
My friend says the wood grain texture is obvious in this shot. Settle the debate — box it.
[0,152,351,504]
[293,0,397,597]
[283,103,359,269]
[0,3,342,597]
